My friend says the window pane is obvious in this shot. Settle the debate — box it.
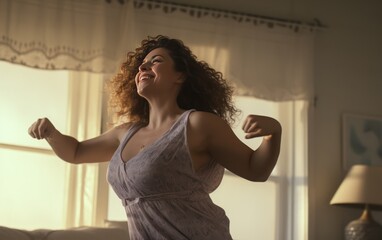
[210,96,279,240]
[0,62,71,230]
[210,173,277,240]
[0,148,67,229]
[107,188,127,221]
[0,61,69,149]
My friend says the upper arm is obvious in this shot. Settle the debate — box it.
[188,112,254,180]
[74,123,131,164]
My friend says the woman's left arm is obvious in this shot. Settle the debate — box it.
[242,114,282,181]
[189,112,281,182]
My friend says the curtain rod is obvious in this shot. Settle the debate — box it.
[148,0,325,29]
[107,0,326,30]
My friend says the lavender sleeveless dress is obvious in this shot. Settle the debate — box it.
[107,110,232,240]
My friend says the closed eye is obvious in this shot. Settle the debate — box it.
[151,58,162,64]
[140,54,164,67]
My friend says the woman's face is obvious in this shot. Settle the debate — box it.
[135,47,183,96]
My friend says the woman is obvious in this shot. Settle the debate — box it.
[28,35,282,240]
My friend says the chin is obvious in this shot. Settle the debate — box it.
[137,88,150,98]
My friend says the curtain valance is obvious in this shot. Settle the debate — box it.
[0,0,317,101]
[0,0,133,73]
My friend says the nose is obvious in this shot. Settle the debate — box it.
[138,61,151,72]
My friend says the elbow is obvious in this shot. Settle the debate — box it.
[69,160,83,165]
[59,144,81,164]
[247,156,275,182]
[60,157,80,164]
[255,175,270,182]
[249,173,271,182]
[70,142,82,164]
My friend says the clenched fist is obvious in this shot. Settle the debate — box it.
[242,114,282,139]
[28,118,57,140]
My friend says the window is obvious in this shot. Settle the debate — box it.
[0,61,70,230]
[0,61,105,229]
[210,96,308,240]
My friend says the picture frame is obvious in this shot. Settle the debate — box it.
[342,113,382,171]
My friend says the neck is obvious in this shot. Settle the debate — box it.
[145,102,184,130]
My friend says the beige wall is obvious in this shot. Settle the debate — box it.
[172,0,382,239]
[261,0,382,239]
[308,1,382,240]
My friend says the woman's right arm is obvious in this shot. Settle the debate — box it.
[28,118,126,164]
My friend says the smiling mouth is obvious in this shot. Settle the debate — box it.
[140,74,154,82]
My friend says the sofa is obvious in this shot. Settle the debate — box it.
[0,221,129,240]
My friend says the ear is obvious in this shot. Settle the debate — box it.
[174,72,186,84]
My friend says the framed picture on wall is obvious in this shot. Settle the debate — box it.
[342,113,382,171]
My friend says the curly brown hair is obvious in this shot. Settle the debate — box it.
[108,35,238,125]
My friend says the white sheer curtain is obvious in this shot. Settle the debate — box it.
[64,72,107,227]
[0,0,134,73]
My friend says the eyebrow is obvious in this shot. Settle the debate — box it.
[143,54,164,62]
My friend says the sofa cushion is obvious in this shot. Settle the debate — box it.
[0,226,32,240]
[0,226,129,240]
[104,220,128,229]
[42,227,129,240]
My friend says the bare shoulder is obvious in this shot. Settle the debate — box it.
[188,111,229,139]
[189,111,228,129]
[105,122,134,143]
[114,122,134,131]
[188,111,224,126]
